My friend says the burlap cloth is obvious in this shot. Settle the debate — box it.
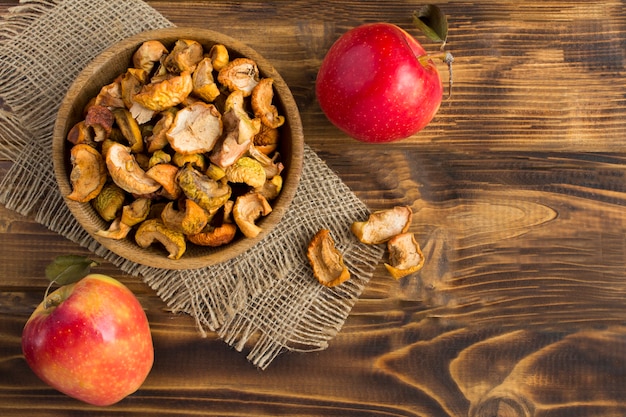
[0,0,384,369]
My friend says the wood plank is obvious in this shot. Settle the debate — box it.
[1,1,626,416]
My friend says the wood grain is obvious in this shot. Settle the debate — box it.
[2,1,626,416]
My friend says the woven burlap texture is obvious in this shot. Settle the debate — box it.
[0,0,384,369]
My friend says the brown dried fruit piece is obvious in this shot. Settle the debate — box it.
[351,205,413,245]
[233,192,272,238]
[307,229,351,288]
[84,105,114,142]
[161,199,209,236]
[251,78,285,128]
[120,68,148,109]
[172,152,206,171]
[67,144,107,202]
[192,57,220,102]
[105,142,161,195]
[146,163,182,200]
[255,175,283,201]
[225,157,266,188]
[384,232,425,279]
[208,44,229,71]
[133,71,193,112]
[176,164,232,212]
[121,198,152,226]
[132,40,168,73]
[217,58,259,97]
[145,110,175,153]
[253,124,279,155]
[112,108,143,153]
[248,145,284,178]
[95,217,132,240]
[67,121,94,146]
[164,39,204,73]
[209,91,261,168]
[166,101,222,154]
[95,79,125,108]
[188,223,238,247]
[135,218,186,260]
[91,182,125,221]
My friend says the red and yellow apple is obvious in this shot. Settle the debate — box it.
[316,23,444,143]
[21,273,154,406]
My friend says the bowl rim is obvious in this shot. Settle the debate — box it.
[52,27,304,270]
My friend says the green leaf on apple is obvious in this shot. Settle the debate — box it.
[45,255,99,286]
[413,4,448,46]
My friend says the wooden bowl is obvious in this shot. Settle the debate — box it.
[52,28,304,270]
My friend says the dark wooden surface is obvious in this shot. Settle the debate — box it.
[2,1,626,416]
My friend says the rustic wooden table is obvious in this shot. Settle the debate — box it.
[2,1,626,416]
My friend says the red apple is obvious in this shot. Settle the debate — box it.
[316,23,444,143]
[22,273,154,406]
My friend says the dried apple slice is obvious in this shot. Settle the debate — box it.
[66,144,107,202]
[225,157,266,188]
[251,78,285,128]
[188,223,238,247]
[161,199,209,236]
[176,164,232,212]
[192,57,220,102]
[133,71,193,112]
[351,205,413,245]
[307,229,351,287]
[135,218,186,260]
[164,39,204,73]
[95,217,132,240]
[105,142,161,195]
[232,192,272,238]
[384,232,425,279]
[145,163,181,200]
[217,58,259,96]
[166,101,222,154]
[112,108,143,153]
[132,40,168,73]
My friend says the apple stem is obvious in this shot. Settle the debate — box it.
[419,51,454,99]
[43,278,59,310]
[444,52,454,100]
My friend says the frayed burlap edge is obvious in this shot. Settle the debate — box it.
[0,0,384,369]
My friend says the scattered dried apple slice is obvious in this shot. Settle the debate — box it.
[307,229,351,288]
[351,205,413,245]
[384,232,425,279]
